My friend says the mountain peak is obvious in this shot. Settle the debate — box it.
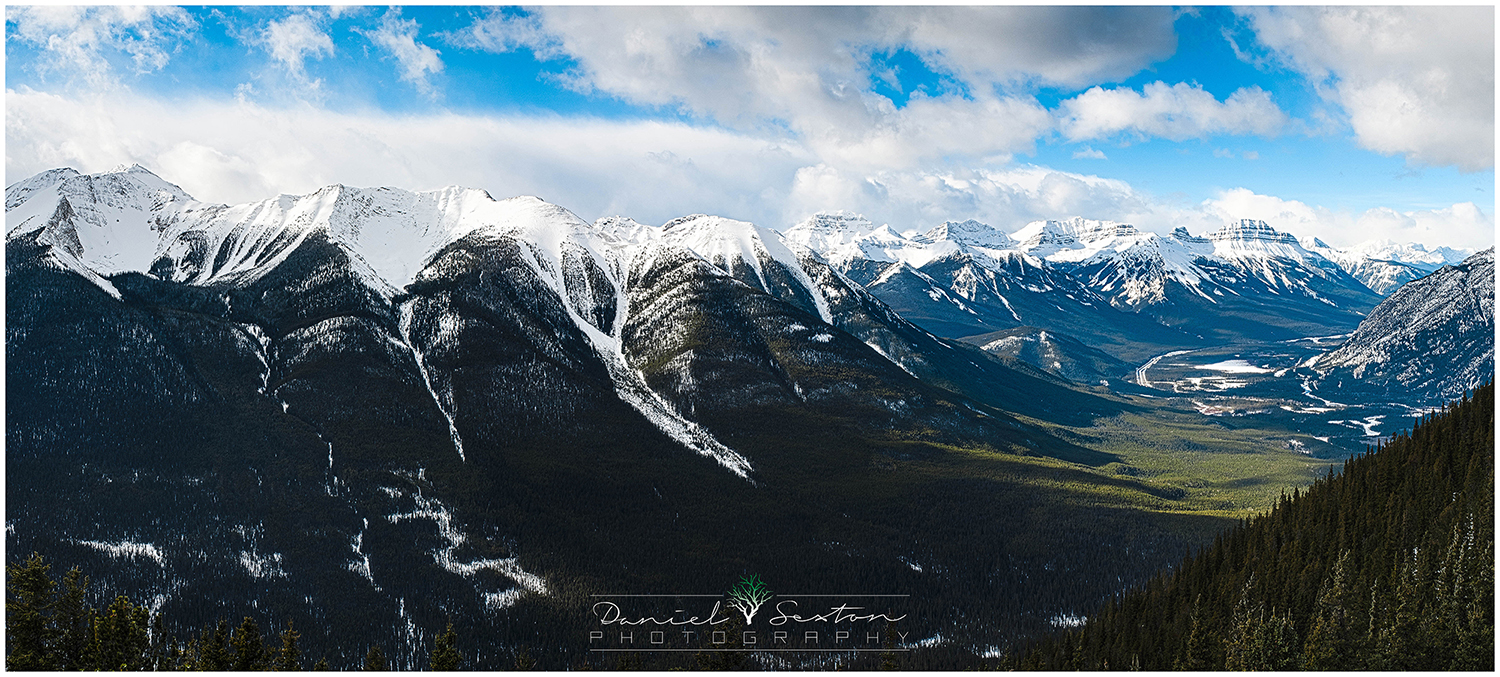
[920,219,1011,248]
[1210,219,1298,244]
[788,210,876,234]
[107,162,154,176]
[1170,226,1209,243]
[780,211,881,257]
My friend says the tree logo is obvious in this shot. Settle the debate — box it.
[725,574,773,624]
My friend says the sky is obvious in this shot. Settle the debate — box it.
[5,5,1496,250]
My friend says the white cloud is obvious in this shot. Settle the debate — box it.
[1058,82,1287,142]
[5,6,197,88]
[1202,188,1493,250]
[8,89,1489,253]
[358,10,444,95]
[1073,147,1107,160]
[1238,6,1493,171]
[257,12,335,83]
[441,9,562,59]
[445,7,1175,173]
[4,89,810,229]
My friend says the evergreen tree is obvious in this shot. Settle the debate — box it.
[1303,550,1354,669]
[1362,577,1388,670]
[148,607,170,671]
[6,553,58,670]
[87,595,151,670]
[1018,383,1493,672]
[879,622,900,670]
[695,615,748,670]
[430,620,459,671]
[53,567,91,670]
[199,618,233,671]
[1173,595,1214,670]
[613,651,643,670]
[272,620,303,671]
[1380,549,1431,669]
[1255,609,1299,671]
[1223,577,1262,670]
[313,656,331,670]
[364,645,388,671]
[231,616,268,670]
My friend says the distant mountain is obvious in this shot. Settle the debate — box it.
[1302,237,1471,296]
[1310,248,1494,406]
[1020,218,1382,342]
[784,213,1383,361]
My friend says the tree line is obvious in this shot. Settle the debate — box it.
[1015,381,1494,670]
[5,553,464,671]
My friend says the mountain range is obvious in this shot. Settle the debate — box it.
[6,165,1488,667]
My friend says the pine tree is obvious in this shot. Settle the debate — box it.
[1019,384,1493,672]
[1173,595,1214,670]
[879,622,900,670]
[87,595,150,670]
[1381,549,1430,669]
[272,619,303,671]
[148,608,170,671]
[313,656,331,670]
[53,567,91,670]
[430,620,459,671]
[1362,577,1388,670]
[613,651,643,670]
[1256,609,1299,671]
[364,645,388,671]
[1223,577,1262,670]
[231,616,268,670]
[1303,550,1355,670]
[6,553,58,670]
[199,619,233,671]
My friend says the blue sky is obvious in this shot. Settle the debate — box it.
[6,5,1494,249]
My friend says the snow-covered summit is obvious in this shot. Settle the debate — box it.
[3,167,625,293]
[917,219,1012,248]
[1209,219,1299,244]
[1011,217,1137,252]
[779,210,880,256]
[1345,239,1472,268]
[1207,219,1328,265]
[5,164,207,275]
[1301,237,1477,295]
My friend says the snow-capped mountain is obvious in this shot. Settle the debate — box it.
[1345,239,1471,268]
[914,219,1014,248]
[1310,248,1494,406]
[1020,218,1381,341]
[1302,238,1473,296]
[782,212,1383,361]
[9,165,1138,664]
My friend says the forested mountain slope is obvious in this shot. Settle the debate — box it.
[1019,382,1494,670]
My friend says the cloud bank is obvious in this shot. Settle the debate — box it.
[9,89,1490,251]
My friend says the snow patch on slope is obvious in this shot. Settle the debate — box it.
[386,489,549,609]
[76,539,165,567]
